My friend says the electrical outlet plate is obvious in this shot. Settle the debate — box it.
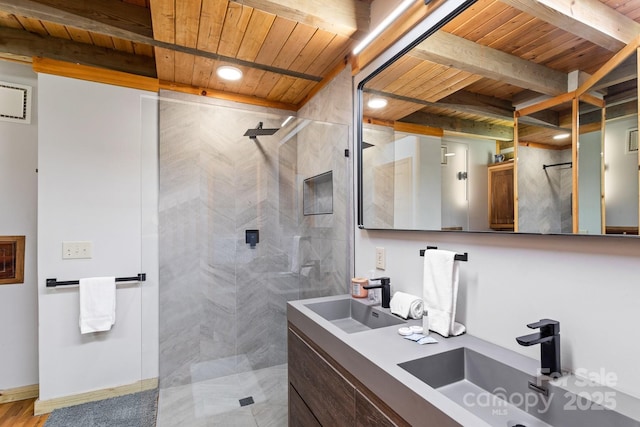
[62,241,93,259]
[375,247,385,270]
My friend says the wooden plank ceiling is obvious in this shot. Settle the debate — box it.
[0,0,639,123]
[0,0,370,109]
[362,0,640,145]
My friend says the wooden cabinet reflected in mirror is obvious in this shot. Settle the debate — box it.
[488,161,514,231]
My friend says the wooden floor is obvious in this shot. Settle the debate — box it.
[0,398,48,427]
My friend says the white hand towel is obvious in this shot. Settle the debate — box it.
[79,277,116,334]
[390,291,424,319]
[423,250,466,337]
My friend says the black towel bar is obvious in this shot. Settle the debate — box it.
[46,273,146,287]
[419,246,468,261]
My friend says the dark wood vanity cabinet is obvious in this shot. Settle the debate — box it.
[288,326,409,427]
[488,161,514,230]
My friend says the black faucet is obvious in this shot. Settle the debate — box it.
[516,319,561,377]
[364,277,391,308]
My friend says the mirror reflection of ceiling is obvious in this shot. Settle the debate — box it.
[362,0,640,144]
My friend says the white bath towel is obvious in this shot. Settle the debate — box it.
[390,291,424,319]
[423,250,466,337]
[79,277,116,334]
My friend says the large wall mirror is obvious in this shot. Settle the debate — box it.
[357,0,640,237]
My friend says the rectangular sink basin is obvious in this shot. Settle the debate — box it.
[304,298,405,333]
[399,347,639,427]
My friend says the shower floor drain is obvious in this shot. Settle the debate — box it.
[239,396,255,407]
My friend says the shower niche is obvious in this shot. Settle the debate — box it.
[303,171,333,215]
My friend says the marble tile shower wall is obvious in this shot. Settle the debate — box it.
[518,145,573,234]
[297,120,350,300]
[158,95,349,390]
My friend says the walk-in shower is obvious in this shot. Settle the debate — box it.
[155,91,350,426]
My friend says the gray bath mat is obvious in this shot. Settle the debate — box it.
[44,388,158,427]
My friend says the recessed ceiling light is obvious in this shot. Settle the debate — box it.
[367,98,388,109]
[553,133,571,140]
[217,65,243,81]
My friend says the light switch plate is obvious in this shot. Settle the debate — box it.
[375,247,385,270]
[62,241,93,259]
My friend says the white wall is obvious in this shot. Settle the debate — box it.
[0,61,39,390]
[37,74,158,400]
[354,232,640,399]
[353,0,640,401]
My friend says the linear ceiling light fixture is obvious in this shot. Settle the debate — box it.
[553,133,571,140]
[217,65,243,81]
[281,116,295,127]
[353,0,415,55]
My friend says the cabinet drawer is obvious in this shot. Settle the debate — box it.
[289,383,321,427]
[288,328,355,426]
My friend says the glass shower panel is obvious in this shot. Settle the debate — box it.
[140,93,160,416]
[155,92,350,427]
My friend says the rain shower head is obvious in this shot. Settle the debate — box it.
[244,122,279,139]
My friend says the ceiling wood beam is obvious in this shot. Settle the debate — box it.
[363,117,444,137]
[499,0,640,52]
[0,0,153,39]
[0,0,323,82]
[437,90,513,111]
[512,89,550,109]
[605,100,638,121]
[32,56,159,92]
[237,0,370,39]
[0,26,157,77]
[435,90,516,120]
[365,88,515,122]
[393,120,443,137]
[413,31,567,96]
[604,84,637,106]
[518,140,570,150]
[518,111,560,128]
[159,80,298,111]
[401,110,514,141]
